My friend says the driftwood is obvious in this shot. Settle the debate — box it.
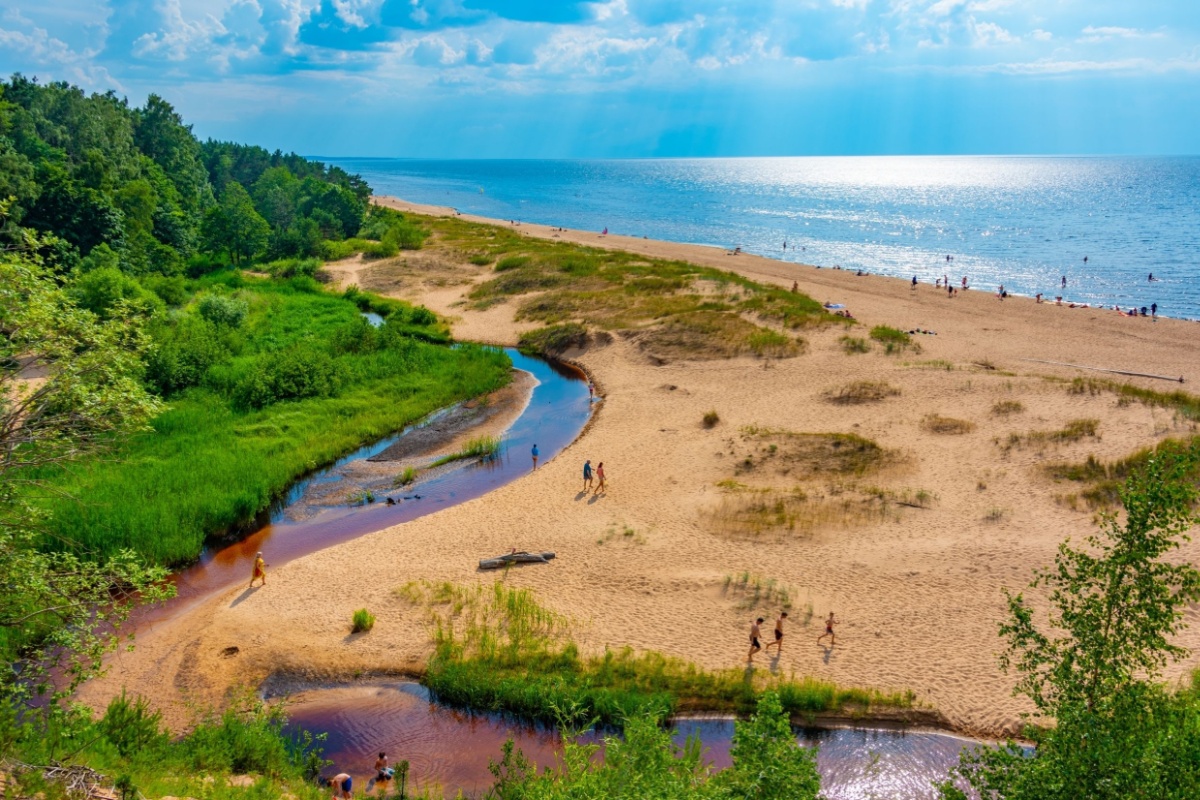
[1021,358,1185,383]
[2,759,116,799]
[479,551,556,570]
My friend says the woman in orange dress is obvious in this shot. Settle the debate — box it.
[250,552,267,587]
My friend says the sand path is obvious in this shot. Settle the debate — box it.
[81,200,1200,738]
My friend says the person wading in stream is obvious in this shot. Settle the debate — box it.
[249,552,267,588]
[531,443,539,470]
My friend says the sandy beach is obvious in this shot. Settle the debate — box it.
[82,197,1200,739]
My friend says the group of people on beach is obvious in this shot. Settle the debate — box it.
[747,612,838,663]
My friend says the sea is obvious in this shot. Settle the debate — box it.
[323,156,1200,320]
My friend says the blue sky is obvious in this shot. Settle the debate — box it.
[1,0,1197,157]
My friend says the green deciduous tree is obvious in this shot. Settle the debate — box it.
[0,223,170,711]
[201,181,270,266]
[940,443,1200,800]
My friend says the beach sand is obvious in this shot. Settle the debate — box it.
[81,197,1200,738]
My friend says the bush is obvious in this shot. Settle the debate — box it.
[869,325,918,354]
[100,691,168,758]
[839,335,870,354]
[145,315,229,395]
[235,346,343,409]
[351,608,375,633]
[260,257,322,279]
[703,410,720,428]
[69,267,162,318]
[518,323,588,357]
[196,293,249,328]
[142,275,188,306]
[496,255,531,272]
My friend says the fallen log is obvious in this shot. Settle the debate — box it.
[478,551,556,570]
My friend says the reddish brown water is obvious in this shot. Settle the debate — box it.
[282,683,983,799]
[135,349,590,625]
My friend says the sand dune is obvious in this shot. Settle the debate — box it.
[82,198,1200,738]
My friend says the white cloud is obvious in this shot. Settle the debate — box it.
[972,19,1016,46]
[1079,25,1165,44]
[1030,28,1051,42]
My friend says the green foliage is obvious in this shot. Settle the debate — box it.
[0,235,170,707]
[517,323,588,357]
[486,692,819,800]
[941,444,1200,800]
[197,292,249,327]
[68,267,163,318]
[203,181,270,266]
[430,434,504,467]
[839,335,869,354]
[868,325,918,354]
[31,281,511,564]
[702,410,720,429]
[403,581,911,732]
[100,691,168,758]
[351,608,376,633]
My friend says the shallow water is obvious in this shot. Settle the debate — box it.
[147,348,591,613]
[282,683,980,799]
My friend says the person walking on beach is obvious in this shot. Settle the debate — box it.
[748,617,764,663]
[1061,275,1067,290]
[249,552,267,588]
[911,275,918,290]
[588,381,595,400]
[594,462,606,494]
[531,443,539,470]
[1152,302,1158,319]
[817,612,837,646]
[961,276,968,290]
[583,460,593,491]
[765,611,788,654]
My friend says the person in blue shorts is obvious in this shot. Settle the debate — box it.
[330,771,352,799]
[583,459,593,491]
[531,443,539,469]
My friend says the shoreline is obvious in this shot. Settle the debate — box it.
[373,195,1200,326]
[82,196,1200,742]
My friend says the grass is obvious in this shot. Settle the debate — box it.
[735,427,896,479]
[401,212,839,361]
[998,418,1100,453]
[707,486,898,539]
[984,507,1008,523]
[839,335,870,354]
[398,580,914,728]
[825,380,901,405]
[351,608,376,633]
[702,410,721,429]
[991,399,1025,416]
[430,434,504,467]
[1064,377,1200,421]
[29,274,512,566]
[721,572,793,611]
[869,325,920,355]
[517,322,588,358]
[921,414,976,435]
[1044,436,1200,510]
[393,466,418,486]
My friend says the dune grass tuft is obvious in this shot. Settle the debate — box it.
[351,608,376,633]
[921,414,976,435]
[702,410,721,429]
[825,380,901,405]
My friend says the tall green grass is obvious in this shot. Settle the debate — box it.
[31,275,511,565]
[400,580,914,729]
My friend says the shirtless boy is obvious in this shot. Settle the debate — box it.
[765,611,788,654]
[816,612,837,646]
[747,617,764,663]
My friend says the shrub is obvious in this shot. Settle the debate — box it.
[840,335,870,354]
[703,410,720,429]
[235,346,343,409]
[393,466,417,486]
[869,325,919,354]
[100,691,167,758]
[145,315,229,396]
[518,322,588,357]
[196,293,249,328]
[69,267,162,318]
[351,608,375,633]
[142,274,188,306]
[469,254,493,266]
[260,257,322,279]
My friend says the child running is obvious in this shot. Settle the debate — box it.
[816,612,837,647]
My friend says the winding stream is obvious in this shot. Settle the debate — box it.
[280,682,981,799]
[133,343,984,797]
[157,348,592,612]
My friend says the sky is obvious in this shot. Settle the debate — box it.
[1,1,1197,158]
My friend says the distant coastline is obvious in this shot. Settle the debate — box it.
[330,156,1200,321]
